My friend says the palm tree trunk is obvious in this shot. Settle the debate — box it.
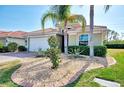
[89,5,94,57]
[64,20,68,54]
[64,31,68,54]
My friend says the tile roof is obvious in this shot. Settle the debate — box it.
[27,28,58,36]
[27,24,107,37]
[0,31,27,38]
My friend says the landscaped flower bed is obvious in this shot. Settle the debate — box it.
[68,45,107,57]
[11,54,116,87]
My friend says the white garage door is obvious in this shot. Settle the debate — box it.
[29,37,50,51]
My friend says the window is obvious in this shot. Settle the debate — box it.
[25,39,27,46]
[79,34,88,45]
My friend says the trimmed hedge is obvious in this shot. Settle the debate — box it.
[8,42,18,52]
[18,46,27,52]
[94,46,107,57]
[68,46,89,55]
[68,45,107,57]
[0,46,10,53]
[105,44,124,49]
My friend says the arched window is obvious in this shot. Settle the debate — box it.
[79,34,88,45]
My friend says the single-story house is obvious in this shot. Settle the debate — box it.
[0,31,27,46]
[27,23,107,52]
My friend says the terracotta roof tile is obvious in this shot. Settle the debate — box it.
[0,31,27,38]
[28,28,58,36]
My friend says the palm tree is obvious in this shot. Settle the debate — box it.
[89,5,94,57]
[89,5,111,57]
[41,5,86,54]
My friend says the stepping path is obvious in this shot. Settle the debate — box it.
[94,78,120,87]
[11,55,117,87]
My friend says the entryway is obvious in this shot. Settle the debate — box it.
[56,34,64,52]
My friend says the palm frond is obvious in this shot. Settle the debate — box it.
[41,11,58,31]
[67,15,86,32]
[104,5,112,13]
[51,5,71,21]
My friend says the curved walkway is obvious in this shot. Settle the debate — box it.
[11,55,116,87]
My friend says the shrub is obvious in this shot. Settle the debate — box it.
[48,36,59,48]
[47,36,61,69]
[2,46,9,53]
[8,42,18,52]
[36,48,47,57]
[94,46,107,57]
[68,46,79,54]
[68,45,107,57]
[0,48,3,52]
[0,42,3,49]
[0,42,3,52]
[47,48,61,68]
[79,46,89,55]
[0,46,9,53]
[18,46,27,52]
[104,40,124,44]
[68,46,89,55]
[105,44,124,49]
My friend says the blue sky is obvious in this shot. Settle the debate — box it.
[0,5,124,34]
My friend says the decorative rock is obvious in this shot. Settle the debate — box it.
[11,55,116,87]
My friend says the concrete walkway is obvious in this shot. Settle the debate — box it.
[0,55,20,64]
[0,52,36,64]
[94,78,120,87]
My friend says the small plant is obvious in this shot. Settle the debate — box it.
[2,46,9,53]
[47,36,61,69]
[68,45,107,57]
[68,47,85,58]
[48,36,59,48]
[0,42,4,52]
[8,42,18,52]
[18,46,27,52]
[37,48,47,57]
[0,41,3,49]
[47,48,61,68]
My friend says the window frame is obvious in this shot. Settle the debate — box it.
[79,34,89,46]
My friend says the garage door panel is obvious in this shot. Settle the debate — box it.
[29,37,49,51]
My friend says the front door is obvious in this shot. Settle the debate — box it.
[56,34,64,52]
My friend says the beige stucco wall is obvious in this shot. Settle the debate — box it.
[92,33,103,45]
[6,37,26,46]
[68,32,104,46]
[68,35,77,46]
[67,24,107,46]
[0,38,6,45]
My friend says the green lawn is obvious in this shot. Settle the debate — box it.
[0,60,21,87]
[66,49,124,87]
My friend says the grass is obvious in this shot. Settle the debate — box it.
[66,49,124,87]
[0,60,21,87]
[0,57,47,87]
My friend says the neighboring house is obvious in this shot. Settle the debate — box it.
[27,23,107,52]
[0,31,27,46]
